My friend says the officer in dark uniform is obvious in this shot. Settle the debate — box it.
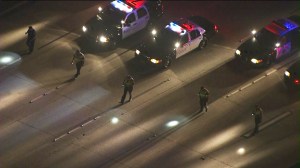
[120,75,135,104]
[71,50,85,79]
[252,105,263,135]
[198,86,209,112]
[25,26,36,53]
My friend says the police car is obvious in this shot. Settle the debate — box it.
[235,15,300,67]
[135,16,219,68]
[81,0,163,48]
[284,60,300,90]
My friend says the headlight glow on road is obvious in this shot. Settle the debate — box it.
[0,51,21,68]
[0,56,13,63]
[237,147,245,155]
[111,117,119,124]
[82,26,87,32]
[166,120,179,127]
[151,29,157,35]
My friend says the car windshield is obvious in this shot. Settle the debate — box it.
[155,28,181,46]
[255,28,279,47]
[97,4,127,24]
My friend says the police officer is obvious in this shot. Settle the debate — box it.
[25,26,36,53]
[120,75,135,104]
[252,105,263,135]
[71,50,85,79]
[198,86,209,112]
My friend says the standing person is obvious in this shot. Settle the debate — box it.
[25,26,36,53]
[198,86,209,112]
[71,49,85,79]
[252,105,263,135]
[120,75,135,104]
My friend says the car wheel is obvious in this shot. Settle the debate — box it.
[162,56,172,69]
[198,36,208,50]
[265,56,273,66]
[109,39,117,49]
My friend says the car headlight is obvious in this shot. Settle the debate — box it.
[99,36,108,43]
[275,42,280,48]
[284,70,290,77]
[98,6,102,12]
[235,49,241,55]
[135,49,140,55]
[174,42,180,48]
[251,58,263,64]
[150,58,161,64]
[82,26,87,32]
[151,29,157,35]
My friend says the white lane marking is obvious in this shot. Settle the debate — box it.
[212,43,236,51]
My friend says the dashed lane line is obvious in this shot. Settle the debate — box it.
[29,80,73,103]
[225,55,299,98]
[212,43,236,51]
[52,78,171,142]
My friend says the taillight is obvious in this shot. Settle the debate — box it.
[294,79,299,85]
[214,25,219,32]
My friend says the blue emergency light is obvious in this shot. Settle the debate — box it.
[166,22,186,35]
[111,0,133,13]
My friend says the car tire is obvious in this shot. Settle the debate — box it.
[264,56,273,66]
[109,39,118,49]
[162,56,172,69]
[198,36,208,50]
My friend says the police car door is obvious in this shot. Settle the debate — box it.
[135,7,150,32]
[175,33,190,58]
[189,29,202,51]
[122,13,138,39]
[275,35,291,59]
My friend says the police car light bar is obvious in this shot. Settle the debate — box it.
[111,0,133,13]
[166,22,186,35]
[283,20,297,30]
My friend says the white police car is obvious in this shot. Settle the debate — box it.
[82,0,163,48]
[135,16,218,68]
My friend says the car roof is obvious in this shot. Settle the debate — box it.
[110,0,145,13]
[166,18,205,35]
[264,18,299,36]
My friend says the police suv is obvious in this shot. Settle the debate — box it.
[82,0,163,48]
[235,15,300,67]
[135,16,218,68]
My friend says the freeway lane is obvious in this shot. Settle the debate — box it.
[0,1,299,168]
